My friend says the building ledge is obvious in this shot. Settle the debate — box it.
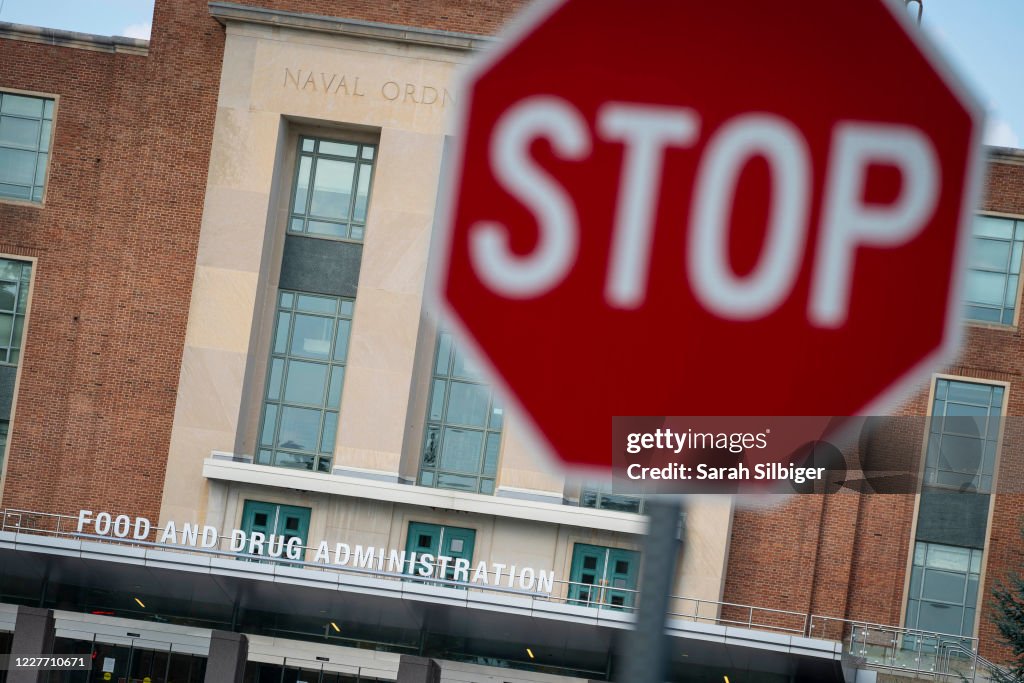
[202,457,648,535]
[208,1,497,51]
[0,21,148,55]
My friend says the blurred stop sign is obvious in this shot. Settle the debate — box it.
[434,0,983,470]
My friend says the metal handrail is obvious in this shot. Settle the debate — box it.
[2,508,806,635]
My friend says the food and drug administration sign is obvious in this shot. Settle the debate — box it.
[75,510,557,593]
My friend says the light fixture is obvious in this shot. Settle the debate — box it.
[724,676,731,683]
[330,622,341,633]
[133,598,146,609]
[526,648,535,659]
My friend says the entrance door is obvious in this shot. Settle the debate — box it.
[405,522,476,581]
[568,543,640,608]
[240,500,311,560]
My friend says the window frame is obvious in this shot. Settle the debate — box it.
[965,211,1024,328]
[287,135,377,244]
[255,290,354,474]
[417,332,504,495]
[0,88,58,207]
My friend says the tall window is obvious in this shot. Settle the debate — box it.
[257,291,353,473]
[965,215,1024,325]
[0,92,54,203]
[288,137,376,242]
[0,258,32,364]
[906,541,981,638]
[925,379,1003,493]
[419,332,503,495]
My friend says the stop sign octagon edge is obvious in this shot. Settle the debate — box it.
[430,0,985,472]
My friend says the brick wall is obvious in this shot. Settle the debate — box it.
[0,0,225,523]
[722,157,1024,663]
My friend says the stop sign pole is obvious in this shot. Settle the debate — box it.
[434,0,983,680]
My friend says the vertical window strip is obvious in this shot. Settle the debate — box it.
[419,332,503,495]
[0,92,54,203]
[965,215,1024,325]
[256,290,354,473]
[926,378,1003,493]
[0,258,32,365]
[906,540,982,638]
[288,136,376,242]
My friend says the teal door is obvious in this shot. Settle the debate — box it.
[406,522,476,581]
[568,544,640,608]
[240,500,311,560]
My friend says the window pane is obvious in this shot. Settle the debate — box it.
[428,379,446,421]
[918,601,964,636]
[965,270,1006,306]
[0,183,30,200]
[970,238,1011,271]
[446,382,489,427]
[273,312,291,354]
[435,334,453,375]
[275,451,315,470]
[279,291,294,308]
[0,314,12,346]
[1,94,43,117]
[277,406,321,452]
[483,433,501,476]
[294,156,312,210]
[0,282,15,311]
[290,314,333,359]
[260,405,278,446]
[436,473,478,492]
[422,426,440,466]
[451,346,483,380]
[327,366,344,409]
[301,138,314,152]
[333,319,351,361]
[927,544,970,571]
[266,358,284,400]
[310,158,354,219]
[0,148,36,185]
[319,141,358,157]
[0,116,40,148]
[283,360,328,405]
[296,294,337,315]
[307,220,346,238]
[353,164,371,222]
[975,216,1014,239]
[361,146,375,160]
[440,428,483,473]
[320,411,338,454]
[922,569,966,603]
[946,382,995,406]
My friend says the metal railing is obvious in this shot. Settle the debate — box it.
[3,507,1014,681]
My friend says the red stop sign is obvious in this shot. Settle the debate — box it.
[434,0,983,470]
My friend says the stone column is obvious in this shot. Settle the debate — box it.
[397,655,441,683]
[9,606,56,683]
[203,631,248,683]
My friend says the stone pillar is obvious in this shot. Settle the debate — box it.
[9,606,56,683]
[397,655,441,683]
[203,631,248,683]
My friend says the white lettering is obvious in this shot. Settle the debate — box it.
[810,123,939,327]
[473,561,489,584]
[229,529,246,552]
[598,103,699,308]
[200,525,217,548]
[76,510,93,534]
[470,96,589,298]
[314,540,330,563]
[94,512,112,536]
[689,114,811,320]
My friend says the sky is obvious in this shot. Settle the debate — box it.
[0,0,1020,148]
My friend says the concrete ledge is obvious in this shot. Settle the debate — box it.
[208,1,497,51]
[0,21,148,55]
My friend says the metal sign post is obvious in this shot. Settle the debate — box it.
[617,498,683,683]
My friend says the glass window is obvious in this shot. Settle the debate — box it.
[257,290,353,473]
[568,544,640,609]
[579,483,647,514]
[418,332,503,495]
[906,541,982,638]
[926,379,1003,493]
[965,215,1024,324]
[0,92,53,203]
[0,258,32,365]
[288,136,376,242]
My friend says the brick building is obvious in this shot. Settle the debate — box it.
[0,1,1021,682]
